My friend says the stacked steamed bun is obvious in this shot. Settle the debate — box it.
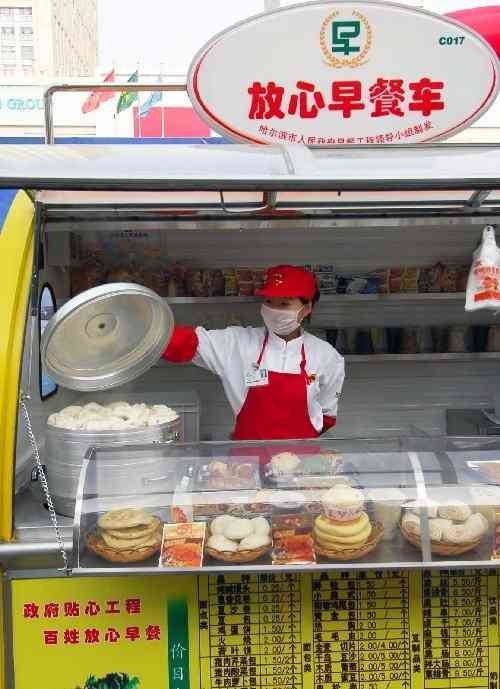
[48,401,178,431]
[207,515,271,553]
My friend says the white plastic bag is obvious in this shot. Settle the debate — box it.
[465,225,500,312]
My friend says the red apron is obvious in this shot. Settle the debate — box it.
[232,331,320,442]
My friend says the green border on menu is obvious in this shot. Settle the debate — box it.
[167,598,190,689]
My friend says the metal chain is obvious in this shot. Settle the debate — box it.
[20,397,70,573]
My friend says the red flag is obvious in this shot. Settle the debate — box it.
[446,7,500,60]
[81,68,115,114]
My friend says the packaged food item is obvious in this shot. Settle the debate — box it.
[440,265,459,293]
[416,327,434,354]
[389,268,403,293]
[457,265,470,292]
[169,263,188,297]
[373,269,390,294]
[208,269,225,297]
[185,269,209,298]
[448,325,473,353]
[400,267,419,293]
[466,226,500,312]
[370,328,389,354]
[272,514,315,565]
[252,269,266,292]
[431,326,449,353]
[356,330,374,355]
[400,328,419,354]
[418,263,443,293]
[487,325,500,352]
[223,268,238,296]
[198,459,259,491]
[170,492,193,524]
[159,522,205,568]
[387,328,402,354]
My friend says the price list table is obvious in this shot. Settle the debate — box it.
[198,573,306,689]
[421,569,498,689]
[311,570,413,689]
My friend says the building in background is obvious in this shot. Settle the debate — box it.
[0,0,97,79]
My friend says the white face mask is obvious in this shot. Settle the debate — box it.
[260,303,303,336]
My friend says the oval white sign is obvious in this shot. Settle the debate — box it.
[187,1,499,145]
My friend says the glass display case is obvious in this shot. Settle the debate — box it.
[72,436,500,574]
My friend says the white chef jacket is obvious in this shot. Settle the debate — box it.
[192,326,345,432]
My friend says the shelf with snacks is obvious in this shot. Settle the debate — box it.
[163,293,468,304]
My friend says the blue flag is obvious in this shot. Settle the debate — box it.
[140,81,162,118]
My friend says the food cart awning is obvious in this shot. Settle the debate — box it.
[1,143,500,216]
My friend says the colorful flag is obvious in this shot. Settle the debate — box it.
[140,75,162,118]
[116,70,139,114]
[81,68,115,114]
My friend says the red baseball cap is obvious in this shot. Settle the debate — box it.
[256,265,318,300]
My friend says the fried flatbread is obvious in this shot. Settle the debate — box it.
[101,528,162,551]
[97,508,156,530]
[105,517,160,540]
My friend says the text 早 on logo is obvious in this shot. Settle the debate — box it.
[320,10,372,68]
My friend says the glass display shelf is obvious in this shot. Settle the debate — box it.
[72,436,500,575]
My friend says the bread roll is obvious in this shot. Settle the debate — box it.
[437,502,472,522]
[402,513,421,536]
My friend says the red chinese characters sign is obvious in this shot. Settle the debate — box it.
[188,1,498,144]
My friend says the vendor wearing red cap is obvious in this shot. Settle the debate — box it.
[163,265,345,440]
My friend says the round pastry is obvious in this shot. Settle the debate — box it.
[106,519,160,540]
[207,534,238,552]
[315,512,369,537]
[463,512,488,540]
[59,405,83,418]
[402,513,421,537]
[270,452,301,476]
[321,486,364,522]
[428,520,444,542]
[98,508,156,530]
[211,514,237,535]
[223,518,253,540]
[441,524,470,545]
[101,530,161,551]
[315,522,372,547]
[251,516,271,536]
[437,502,472,523]
[238,533,271,550]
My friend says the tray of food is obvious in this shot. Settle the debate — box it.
[264,451,343,487]
[85,508,163,563]
[195,458,261,491]
[400,499,489,556]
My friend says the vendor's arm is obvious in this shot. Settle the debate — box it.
[162,325,244,377]
[319,352,345,434]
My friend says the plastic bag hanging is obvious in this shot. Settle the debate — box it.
[465,226,500,312]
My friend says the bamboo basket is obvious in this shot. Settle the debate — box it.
[400,522,483,556]
[86,531,162,563]
[205,545,271,563]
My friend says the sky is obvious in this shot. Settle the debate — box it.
[97,0,500,74]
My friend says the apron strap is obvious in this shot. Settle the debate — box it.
[257,331,312,383]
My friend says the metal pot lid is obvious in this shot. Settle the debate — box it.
[41,283,174,391]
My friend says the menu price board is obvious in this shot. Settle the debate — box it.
[10,569,500,689]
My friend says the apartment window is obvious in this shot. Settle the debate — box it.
[17,8,32,18]
[1,26,15,37]
[0,8,14,18]
[20,45,32,60]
